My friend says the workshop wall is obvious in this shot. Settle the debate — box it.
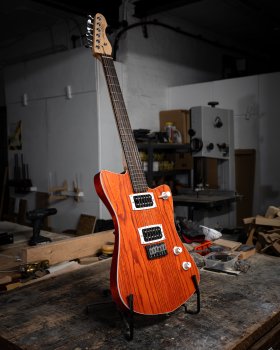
[4,46,125,230]
[118,3,227,133]
[2,4,247,228]
[167,72,280,216]
[4,48,100,231]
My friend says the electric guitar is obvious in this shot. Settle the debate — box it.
[86,13,200,315]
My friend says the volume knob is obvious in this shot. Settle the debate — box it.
[182,261,192,270]
[173,246,183,255]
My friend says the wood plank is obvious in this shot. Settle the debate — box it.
[248,321,280,350]
[255,215,280,227]
[265,205,280,218]
[246,227,256,245]
[0,223,58,272]
[231,312,280,350]
[243,217,255,224]
[21,230,115,264]
[0,336,23,350]
[213,238,242,250]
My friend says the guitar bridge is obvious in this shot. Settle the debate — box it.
[130,192,156,210]
[145,242,168,260]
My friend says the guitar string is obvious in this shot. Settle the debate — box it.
[101,55,151,226]
[107,55,149,196]
[101,55,147,193]
[101,55,151,229]
[92,7,194,293]
[109,60,147,193]
[100,56,195,292]
[102,56,142,190]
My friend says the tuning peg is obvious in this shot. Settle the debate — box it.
[86,27,93,33]
[88,14,93,20]
[87,19,92,26]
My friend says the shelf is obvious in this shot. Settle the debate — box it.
[48,180,84,203]
[137,142,191,187]
[137,142,190,151]
[146,170,189,176]
[8,179,35,194]
[61,191,84,198]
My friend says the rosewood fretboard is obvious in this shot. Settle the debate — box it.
[101,55,148,193]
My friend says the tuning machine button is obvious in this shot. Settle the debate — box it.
[173,246,183,255]
[182,261,192,270]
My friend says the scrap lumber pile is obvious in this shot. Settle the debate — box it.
[243,206,280,256]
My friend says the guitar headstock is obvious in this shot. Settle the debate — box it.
[86,13,112,59]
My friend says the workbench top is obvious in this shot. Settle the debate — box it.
[0,253,280,350]
[173,192,239,207]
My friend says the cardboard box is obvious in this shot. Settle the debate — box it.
[159,110,190,144]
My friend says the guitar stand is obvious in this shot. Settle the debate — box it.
[183,275,201,315]
[119,294,134,341]
[87,276,200,341]
[86,290,135,341]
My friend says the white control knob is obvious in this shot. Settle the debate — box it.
[158,191,171,200]
[173,246,183,255]
[182,261,192,270]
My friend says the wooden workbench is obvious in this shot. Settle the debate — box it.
[0,253,280,350]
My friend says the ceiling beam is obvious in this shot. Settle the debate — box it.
[134,0,203,18]
[32,0,122,27]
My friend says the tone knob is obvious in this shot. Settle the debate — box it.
[158,191,171,200]
[173,246,183,255]
[182,261,192,270]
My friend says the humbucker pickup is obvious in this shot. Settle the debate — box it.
[138,224,165,244]
[130,192,156,210]
[145,242,168,260]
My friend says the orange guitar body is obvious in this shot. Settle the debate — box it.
[94,170,200,315]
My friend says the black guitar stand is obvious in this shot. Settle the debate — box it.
[183,275,201,315]
[87,275,200,341]
[119,294,134,341]
[86,291,135,341]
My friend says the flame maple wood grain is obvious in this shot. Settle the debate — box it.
[94,170,200,315]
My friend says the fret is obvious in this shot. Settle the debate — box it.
[101,55,148,193]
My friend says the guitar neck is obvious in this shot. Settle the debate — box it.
[100,55,148,193]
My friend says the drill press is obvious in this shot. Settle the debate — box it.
[27,208,57,246]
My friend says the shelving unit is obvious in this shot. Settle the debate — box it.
[137,142,192,187]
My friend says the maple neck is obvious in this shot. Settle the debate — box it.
[100,55,148,193]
